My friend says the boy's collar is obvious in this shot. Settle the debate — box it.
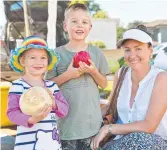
[64,44,89,52]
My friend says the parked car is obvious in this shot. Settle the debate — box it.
[153,42,167,71]
[153,42,167,55]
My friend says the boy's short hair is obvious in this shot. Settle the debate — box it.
[64,3,90,19]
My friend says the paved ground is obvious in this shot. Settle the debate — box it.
[1,126,16,150]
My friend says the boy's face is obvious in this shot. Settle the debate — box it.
[64,9,92,41]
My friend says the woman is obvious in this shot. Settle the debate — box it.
[91,25,167,150]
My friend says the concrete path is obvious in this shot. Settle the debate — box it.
[1,126,16,150]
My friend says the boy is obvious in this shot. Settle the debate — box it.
[46,3,110,150]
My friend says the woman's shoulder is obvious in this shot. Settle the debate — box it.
[155,71,167,83]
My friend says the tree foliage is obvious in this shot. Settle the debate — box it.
[93,10,108,19]
[117,26,126,41]
[127,20,144,29]
[69,0,101,14]
[30,1,48,8]
[88,40,106,49]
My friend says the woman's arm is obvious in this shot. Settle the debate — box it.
[91,72,167,150]
[108,72,167,135]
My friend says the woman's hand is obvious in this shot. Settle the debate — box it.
[90,125,109,150]
[28,104,52,125]
[79,59,97,75]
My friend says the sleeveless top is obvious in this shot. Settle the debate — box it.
[116,66,167,140]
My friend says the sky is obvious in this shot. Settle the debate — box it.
[95,0,167,27]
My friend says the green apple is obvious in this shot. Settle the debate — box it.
[107,58,120,74]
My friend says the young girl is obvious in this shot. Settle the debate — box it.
[7,36,69,150]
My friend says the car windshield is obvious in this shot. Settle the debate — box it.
[154,44,164,53]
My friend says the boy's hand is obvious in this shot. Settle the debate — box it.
[79,59,98,75]
[67,60,83,79]
[28,104,52,124]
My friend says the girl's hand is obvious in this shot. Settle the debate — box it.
[45,88,57,110]
[79,59,97,75]
[67,59,83,79]
[28,104,52,124]
[90,125,109,150]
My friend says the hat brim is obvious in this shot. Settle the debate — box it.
[116,29,153,48]
[117,38,152,48]
[10,44,60,73]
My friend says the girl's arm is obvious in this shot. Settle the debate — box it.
[53,91,69,118]
[7,94,33,128]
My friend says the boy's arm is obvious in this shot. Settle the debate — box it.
[79,59,108,89]
[79,47,110,89]
[7,94,33,128]
[46,62,82,86]
[90,66,108,89]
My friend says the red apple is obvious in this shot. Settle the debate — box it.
[73,51,91,68]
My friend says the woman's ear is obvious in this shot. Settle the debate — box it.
[149,46,153,56]
[148,46,154,59]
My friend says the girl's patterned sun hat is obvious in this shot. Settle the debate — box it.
[10,36,60,73]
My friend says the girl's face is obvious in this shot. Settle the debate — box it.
[122,39,153,70]
[64,9,92,41]
[20,49,49,77]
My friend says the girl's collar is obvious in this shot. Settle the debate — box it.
[20,77,46,88]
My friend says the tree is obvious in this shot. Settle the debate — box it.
[87,0,101,14]
[69,0,101,15]
[93,10,108,19]
[30,1,48,8]
[117,26,126,41]
[127,20,144,29]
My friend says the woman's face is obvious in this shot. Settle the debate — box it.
[122,39,153,69]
